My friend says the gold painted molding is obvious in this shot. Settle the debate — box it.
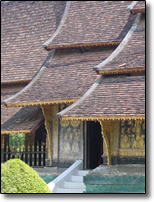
[97,67,145,75]
[1,80,31,85]
[5,98,78,108]
[1,130,30,134]
[99,121,111,165]
[61,115,145,121]
[45,41,120,50]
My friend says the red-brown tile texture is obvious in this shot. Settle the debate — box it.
[46,1,137,48]
[1,106,44,132]
[62,75,145,118]
[1,83,28,125]
[6,47,115,105]
[1,1,66,83]
[1,94,22,125]
[98,16,145,72]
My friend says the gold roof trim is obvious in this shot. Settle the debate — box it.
[60,115,145,121]
[1,80,31,85]
[5,98,78,108]
[97,67,145,75]
[1,130,31,134]
[45,41,120,50]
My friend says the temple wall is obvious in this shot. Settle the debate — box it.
[102,120,145,165]
[42,104,84,167]
[58,119,83,167]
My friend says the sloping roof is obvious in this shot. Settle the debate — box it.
[1,106,44,134]
[44,1,137,49]
[1,1,66,83]
[1,94,22,125]
[4,47,115,107]
[58,75,145,121]
[1,86,44,134]
[95,15,145,74]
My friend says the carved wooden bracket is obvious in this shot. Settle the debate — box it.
[41,105,53,166]
[99,121,111,165]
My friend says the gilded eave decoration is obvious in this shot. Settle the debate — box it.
[1,130,31,135]
[45,41,120,51]
[5,98,78,108]
[97,67,145,75]
[60,115,145,122]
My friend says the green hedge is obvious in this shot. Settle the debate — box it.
[1,159,52,193]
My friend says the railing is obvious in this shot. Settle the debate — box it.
[3,141,46,167]
[48,160,83,193]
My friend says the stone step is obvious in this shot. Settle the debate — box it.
[84,175,145,185]
[56,188,86,193]
[64,181,86,189]
[85,184,145,193]
[71,175,83,182]
[77,170,89,176]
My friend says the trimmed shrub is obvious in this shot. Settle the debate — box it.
[1,159,51,193]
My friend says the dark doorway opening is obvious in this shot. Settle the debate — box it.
[86,121,103,169]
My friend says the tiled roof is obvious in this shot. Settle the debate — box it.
[5,47,115,106]
[1,106,44,133]
[1,85,43,133]
[1,94,22,125]
[95,15,145,74]
[59,75,145,120]
[1,1,66,83]
[44,1,137,49]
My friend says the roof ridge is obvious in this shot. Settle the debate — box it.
[43,1,71,48]
[3,50,55,106]
[93,12,142,72]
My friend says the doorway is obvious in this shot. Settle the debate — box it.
[86,121,103,169]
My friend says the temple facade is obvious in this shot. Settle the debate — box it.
[1,1,145,170]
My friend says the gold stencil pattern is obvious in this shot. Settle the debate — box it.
[120,120,145,149]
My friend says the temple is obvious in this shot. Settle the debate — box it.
[1,1,145,173]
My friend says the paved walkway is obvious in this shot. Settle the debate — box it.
[89,164,145,176]
[34,167,66,176]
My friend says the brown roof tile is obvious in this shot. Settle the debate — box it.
[1,94,22,125]
[5,47,115,106]
[95,16,145,74]
[1,106,44,133]
[1,1,63,83]
[44,1,136,49]
[60,75,145,120]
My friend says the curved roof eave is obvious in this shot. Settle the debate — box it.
[3,50,55,106]
[56,13,142,119]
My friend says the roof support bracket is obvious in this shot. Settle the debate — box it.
[99,121,111,165]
